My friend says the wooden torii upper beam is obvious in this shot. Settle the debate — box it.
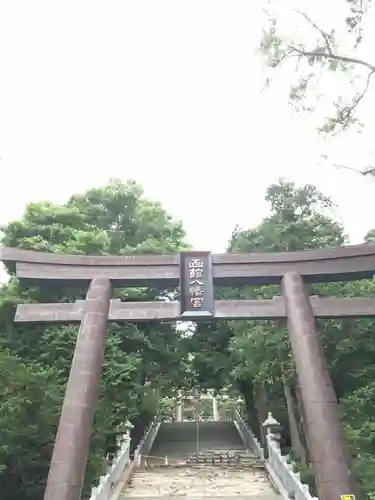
[1,244,375,287]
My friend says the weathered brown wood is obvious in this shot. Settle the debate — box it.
[44,278,111,500]
[2,244,375,286]
[282,272,359,500]
[14,296,375,323]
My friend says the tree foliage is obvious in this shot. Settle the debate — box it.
[260,0,375,174]
[0,349,64,499]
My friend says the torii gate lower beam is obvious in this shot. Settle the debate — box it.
[14,296,375,322]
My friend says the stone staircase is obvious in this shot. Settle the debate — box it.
[121,467,280,498]
[150,421,246,464]
[185,449,262,468]
[120,421,281,498]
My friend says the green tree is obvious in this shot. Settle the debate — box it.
[228,180,345,468]
[0,348,64,500]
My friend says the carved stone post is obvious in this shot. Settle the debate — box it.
[44,278,112,500]
[212,396,219,421]
[176,390,183,422]
[263,412,281,459]
[282,271,359,500]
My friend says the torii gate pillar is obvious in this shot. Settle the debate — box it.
[282,272,359,500]
[44,278,111,500]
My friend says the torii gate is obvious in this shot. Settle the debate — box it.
[2,244,375,500]
[175,389,228,422]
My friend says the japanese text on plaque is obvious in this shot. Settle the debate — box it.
[188,258,204,308]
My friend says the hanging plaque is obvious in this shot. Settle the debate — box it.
[179,251,214,318]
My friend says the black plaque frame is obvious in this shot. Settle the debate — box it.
[179,251,214,318]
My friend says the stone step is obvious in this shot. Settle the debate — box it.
[121,421,279,498]
[186,451,252,458]
[123,496,280,500]
[135,466,264,472]
[151,423,243,445]
[190,457,257,462]
[143,451,260,467]
[184,450,261,467]
[149,422,246,464]
[121,466,280,498]
[186,461,262,469]
[186,461,262,466]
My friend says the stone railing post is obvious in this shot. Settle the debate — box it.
[263,412,281,459]
[124,420,134,442]
[212,396,219,421]
[176,390,183,422]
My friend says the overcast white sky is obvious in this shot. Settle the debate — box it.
[1,0,375,254]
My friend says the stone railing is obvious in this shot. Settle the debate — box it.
[133,416,161,465]
[88,416,160,500]
[234,410,318,500]
[234,409,264,458]
[88,433,131,500]
[266,432,318,500]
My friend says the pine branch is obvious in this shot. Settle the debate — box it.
[294,10,334,56]
[319,156,375,176]
[288,46,375,72]
[340,67,375,128]
[291,9,375,71]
